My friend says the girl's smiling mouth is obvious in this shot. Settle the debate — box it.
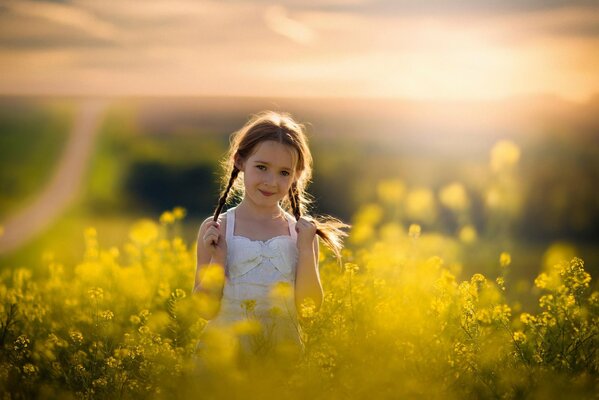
[259,189,275,197]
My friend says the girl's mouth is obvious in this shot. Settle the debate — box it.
[259,189,275,197]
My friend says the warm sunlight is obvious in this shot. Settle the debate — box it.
[1,2,598,398]
[0,1,597,101]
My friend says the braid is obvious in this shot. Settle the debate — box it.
[290,181,346,261]
[213,166,239,221]
[289,182,301,221]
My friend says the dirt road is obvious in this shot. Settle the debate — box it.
[0,99,107,254]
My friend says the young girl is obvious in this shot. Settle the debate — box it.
[193,111,347,359]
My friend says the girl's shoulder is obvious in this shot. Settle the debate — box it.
[198,213,228,235]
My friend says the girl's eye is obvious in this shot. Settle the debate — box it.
[256,165,266,171]
[281,171,290,177]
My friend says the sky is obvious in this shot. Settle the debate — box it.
[1,0,598,101]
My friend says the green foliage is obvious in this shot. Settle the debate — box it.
[0,101,73,218]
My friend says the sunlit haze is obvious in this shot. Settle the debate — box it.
[1,0,598,101]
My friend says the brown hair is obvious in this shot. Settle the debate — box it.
[212,111,348,260]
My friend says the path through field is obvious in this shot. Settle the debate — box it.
[0,99,107,254]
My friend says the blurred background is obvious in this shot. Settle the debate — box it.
[0,0,598,283]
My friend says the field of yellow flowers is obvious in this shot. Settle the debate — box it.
[1,206,597,399]
[1,141,598,399]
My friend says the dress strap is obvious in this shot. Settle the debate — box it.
[286,212,298,241]
[225,207,235,241]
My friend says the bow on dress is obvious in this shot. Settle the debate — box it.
[227,237,297,281]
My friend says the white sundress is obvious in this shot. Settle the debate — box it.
[197,206,303,357]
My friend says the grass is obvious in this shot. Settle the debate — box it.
[0,99,74,219]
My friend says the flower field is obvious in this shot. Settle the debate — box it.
[1,139,598,399]
[0,202,597,399]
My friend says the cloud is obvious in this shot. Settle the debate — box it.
[4,0,120,41]
[264,5,318,45]
[0,0,597,100]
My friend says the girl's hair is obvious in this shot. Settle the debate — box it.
[212,110,348,260]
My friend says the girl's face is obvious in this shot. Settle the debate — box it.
[237,140,298,209]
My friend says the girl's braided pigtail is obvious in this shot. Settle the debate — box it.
[213,166,239,221]
[289,182,348,262]
[289,182,301,221]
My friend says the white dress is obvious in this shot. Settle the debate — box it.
[198,206,303,357]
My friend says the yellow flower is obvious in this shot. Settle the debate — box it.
[405,188,437,223]
[354,203,383,226]
[172,288,187,300]
[513,331,526,343]
[376,179,406,204]
[300,298,316,319]
[496,277,505,291]
[349,224,374,245]
[198,264,225,291]
[520,313,535,325]
[69,330,83,344]
[100,310,114,321]
[534,273,549,289]
[105,356,119,368]
[160,211,175,225]
[269,281,293,300]
[232,319,262,336]
[459,225,477,243]
[542,242,577,271]
[408,224,421,239]
[129,219,159,245]
[93,377,108,387]
[173,207,187,220]
[344,263,359,274]
[500,252,511,268]
[490,140,520,172]
[241,299,256,313]
[439,182,469,211]
[84,227,97,239]
[22,363,38,376]
[88,287,104,300]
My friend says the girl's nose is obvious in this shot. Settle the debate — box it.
[263,172,276,186]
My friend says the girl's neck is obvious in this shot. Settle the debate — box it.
[235,199,285,221]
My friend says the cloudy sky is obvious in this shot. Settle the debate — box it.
[1,0,598,101]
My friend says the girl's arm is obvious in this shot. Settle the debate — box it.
[193,216,227,319]
[295,218,323,314]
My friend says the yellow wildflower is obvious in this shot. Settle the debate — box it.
[129,219,159,245]
[376,179,406,204]
[439,182,469,211]
[173,207,187,220]
[269,281,293,300]
[241,299,256,314]
[69,330,83,344]
[22,363,38,376]
[490,140,520,172]
[100,310,114,321]
[198,264,225,291]
[405,188,437,223]
[232,319,262,336]
[520,313,535,325]
[160,211,175,225]
[459,225,477,243]
[499,252,511,268]
[513,331,526,343]
[344,263,359,274]
[408,224,421,239]
[88,287,104,300]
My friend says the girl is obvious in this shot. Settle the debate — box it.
[193,111,347,359]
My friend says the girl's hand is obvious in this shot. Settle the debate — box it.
[295,217,317,250]
[202,221,227,262]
